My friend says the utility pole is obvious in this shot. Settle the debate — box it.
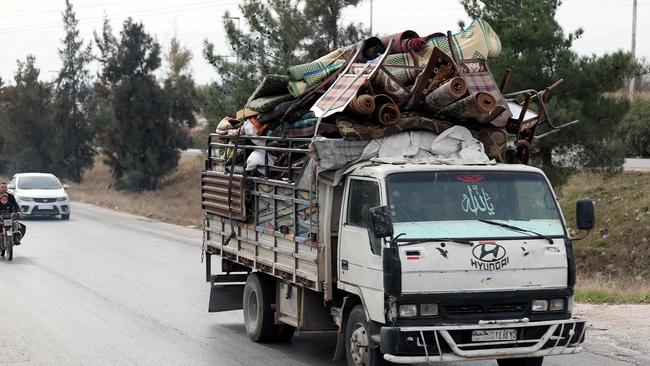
[369,0,373,35]
[629,0,637,98]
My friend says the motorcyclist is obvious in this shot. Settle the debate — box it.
[0,183,26,244]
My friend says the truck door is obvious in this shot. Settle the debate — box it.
[338,177,384,321]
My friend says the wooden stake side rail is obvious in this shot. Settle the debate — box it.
[205,214,322,292]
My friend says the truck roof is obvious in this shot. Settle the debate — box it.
[347,162,546,180]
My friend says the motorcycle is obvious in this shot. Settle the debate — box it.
[0,213,18,261]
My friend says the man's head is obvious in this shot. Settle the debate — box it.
[0,183,7,193]
[0,193,8,205]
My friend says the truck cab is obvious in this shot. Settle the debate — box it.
[337,163,589,365]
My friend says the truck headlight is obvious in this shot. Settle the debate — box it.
[549,298,565,311]
[398,304,417,317]
[531,299,549,312]
[420,303,439,316]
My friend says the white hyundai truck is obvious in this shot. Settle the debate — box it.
[201,131,594,366]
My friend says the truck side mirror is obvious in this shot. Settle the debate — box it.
[576,198,595,231]
[369,206,394,238]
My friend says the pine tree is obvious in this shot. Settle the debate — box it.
[202,0,368,121]
[97,18,183,191]
[164,37,199,136]
[0,56,54,173]
[52,0,95,183]
[461,0,636,182]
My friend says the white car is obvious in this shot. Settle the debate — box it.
[8,173,71,220]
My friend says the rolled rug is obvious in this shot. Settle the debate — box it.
[373,94,401,126]
[439,92,496,122]
[423,77,468,112]
[288,81,307,97]
[348,94,376,116]
[361,37,386,60]
[380,30,420,54]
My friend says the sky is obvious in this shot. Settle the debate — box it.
[0,0,647,85]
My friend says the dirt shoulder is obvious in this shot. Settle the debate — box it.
[575,303,650,365]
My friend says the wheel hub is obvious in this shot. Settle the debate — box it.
[350,323,369,365]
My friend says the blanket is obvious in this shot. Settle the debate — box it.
[418,18,501,62]
[247,74,289,104]
[247,94,294,113]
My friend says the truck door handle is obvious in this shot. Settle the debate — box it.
[341,259,349,270]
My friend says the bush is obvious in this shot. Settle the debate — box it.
[619,100,650,157]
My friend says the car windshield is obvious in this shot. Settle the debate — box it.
[18,176,62,190]
[386,171,565,239]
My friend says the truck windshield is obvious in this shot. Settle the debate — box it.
[385,171,565,239]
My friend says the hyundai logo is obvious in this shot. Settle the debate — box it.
[472,243,506,263]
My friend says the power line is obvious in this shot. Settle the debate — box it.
[0,0,238,34]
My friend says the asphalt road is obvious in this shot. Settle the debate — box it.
[0,203,633,366]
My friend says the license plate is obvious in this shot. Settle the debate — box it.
[471,329,517,342]
[39,205,54,210]
[3,220,12,226]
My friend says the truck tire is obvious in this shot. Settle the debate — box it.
[345,305,385,366]
[498,357,544,366]
[243,273,276,342]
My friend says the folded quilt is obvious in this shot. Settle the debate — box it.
[247,94,294,113]
[247,74,289,104]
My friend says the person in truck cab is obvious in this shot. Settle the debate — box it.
[0,193,23,244]
[0,183,26,244]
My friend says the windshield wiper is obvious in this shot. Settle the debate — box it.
[478,219,554,244]
[396,237,473,246]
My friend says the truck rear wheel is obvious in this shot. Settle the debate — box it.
[345,305,385,366]
[243,273,276,342]
[498,357,544,366]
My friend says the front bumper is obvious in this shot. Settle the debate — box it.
[19,201,70,217]
[380,318,586,363]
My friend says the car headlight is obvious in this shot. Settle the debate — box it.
[56,196,68,202]
[420,303,439,316]
[398,304,418,317]
[16,196,33,202]
[531,299,549,312]
[549,298,565,311]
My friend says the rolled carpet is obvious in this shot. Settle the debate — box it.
[423,77,468,112]
[348,94,376,116]
[439,92,496,122]
[336,112,454,141]
[373,94,401,126]
[288,81,308,97]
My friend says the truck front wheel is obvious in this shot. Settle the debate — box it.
[345,305,385,366]
[243,273,276,342]
[498,357,544,366]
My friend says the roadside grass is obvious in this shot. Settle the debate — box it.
[576,276,650,304]
[558,171,650,279]
[68,155,204,227]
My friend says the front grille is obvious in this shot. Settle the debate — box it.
[489,303,528,313]
[445,305,483,315]
[445,302,529,316]
[32,207,60,214]
[34,198,56,203]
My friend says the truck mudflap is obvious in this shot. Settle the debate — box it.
[380,318,586,363]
